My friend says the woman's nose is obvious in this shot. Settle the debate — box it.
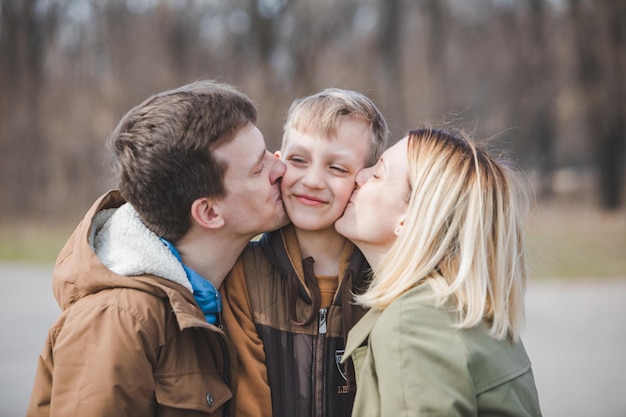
[355,167,373,188]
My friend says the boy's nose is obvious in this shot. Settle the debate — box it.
[301,166,325,188]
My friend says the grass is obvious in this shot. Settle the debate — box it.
[0,221,73,265]
[526,195,626,280]
[1,195,625,280]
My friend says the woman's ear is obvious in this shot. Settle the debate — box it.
[191,197,225,230]
[274,150,282,159]
[394,215,406,236]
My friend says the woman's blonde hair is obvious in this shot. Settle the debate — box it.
[355,128,530,341]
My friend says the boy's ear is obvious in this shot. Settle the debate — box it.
[191,197,225,230]
[274,150,282,159]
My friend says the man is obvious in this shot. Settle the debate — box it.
[27,80,288,416]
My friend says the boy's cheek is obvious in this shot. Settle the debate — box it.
[279,171,295,193]
[336,181,358,207]
[279,180,289,195]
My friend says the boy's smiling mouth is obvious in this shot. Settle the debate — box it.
[295,193,326,206]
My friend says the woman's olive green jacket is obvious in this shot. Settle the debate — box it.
[343,283,542,417]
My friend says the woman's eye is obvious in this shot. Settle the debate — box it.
[372,167,384,179]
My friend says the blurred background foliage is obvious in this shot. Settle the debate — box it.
[0,0,624,277]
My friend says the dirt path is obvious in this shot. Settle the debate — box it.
[1,263,624,416]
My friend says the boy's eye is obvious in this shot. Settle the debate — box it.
[288,156,306,165]
[330,165,349,174]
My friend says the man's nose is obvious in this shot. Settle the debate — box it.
[270,154,286,183]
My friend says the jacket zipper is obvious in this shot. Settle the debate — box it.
[313,308,327,417]
[216,333,231,417]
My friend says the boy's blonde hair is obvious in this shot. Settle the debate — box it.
[282,88,388,166]
[356,128,530,342]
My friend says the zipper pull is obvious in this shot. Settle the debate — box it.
[319,308,327,335]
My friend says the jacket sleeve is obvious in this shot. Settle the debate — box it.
[221,257,272,417]
[28,299,157,417]
[371,298,476,417]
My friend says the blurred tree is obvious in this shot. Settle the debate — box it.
[0,0,58,218]
[1,0,623,224]
[569,0,626,209]
[423,0,447,116]
[377,0,404,133]
[524,0,556,198]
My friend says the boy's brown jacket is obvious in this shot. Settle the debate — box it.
[221,224,371,417]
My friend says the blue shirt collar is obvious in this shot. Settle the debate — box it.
[160,238,222,326]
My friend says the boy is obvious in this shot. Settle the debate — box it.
[222,88,388,417]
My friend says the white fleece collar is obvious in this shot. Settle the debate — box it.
[89,203,193,293]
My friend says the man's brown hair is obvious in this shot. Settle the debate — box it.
[108,80,257,242]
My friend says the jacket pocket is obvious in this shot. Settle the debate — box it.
[155,369,232,414]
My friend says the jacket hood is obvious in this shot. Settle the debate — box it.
[53,191,193,311]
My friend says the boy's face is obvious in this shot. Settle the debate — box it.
[280,118,370,232]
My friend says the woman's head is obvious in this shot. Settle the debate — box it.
[337,127,529,341]
[334,136,410,265]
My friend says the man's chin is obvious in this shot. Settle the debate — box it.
[277,214,290,230]
[266,211,289,233]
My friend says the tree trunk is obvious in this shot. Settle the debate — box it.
[569,0,625,209]
[0,0,52,218]
[527,0,556,198]
[378,0,404,136]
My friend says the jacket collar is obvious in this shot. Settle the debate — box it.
[259,223,367,303]
[53,191,219,331]
[342,307,383,361]
[90,201,193,293]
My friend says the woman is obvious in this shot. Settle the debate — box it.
[335,128,542,416]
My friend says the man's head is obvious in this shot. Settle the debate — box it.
[278,88,388,232]
[109,80,286,242]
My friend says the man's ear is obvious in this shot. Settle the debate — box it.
[274,150,282,159]
[191,197,225,229]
